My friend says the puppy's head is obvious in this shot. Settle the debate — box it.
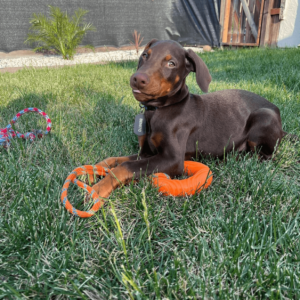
[130,39,211,103]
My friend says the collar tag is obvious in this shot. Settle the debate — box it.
[134,114,146,136]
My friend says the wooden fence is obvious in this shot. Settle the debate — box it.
[219,0,285,47]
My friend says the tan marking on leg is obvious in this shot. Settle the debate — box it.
[151,132,163,148]
[92,166,134,198]
[138,134,146,148]
[248,140,257,152]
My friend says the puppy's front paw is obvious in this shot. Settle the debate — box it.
[92,179,113,199]
[96,160,112,169]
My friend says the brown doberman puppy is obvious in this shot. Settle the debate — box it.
[91,39,285,198]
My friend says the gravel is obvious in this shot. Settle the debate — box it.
[0,47,203,69]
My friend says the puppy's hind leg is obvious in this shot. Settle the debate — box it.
[246,108,284,160]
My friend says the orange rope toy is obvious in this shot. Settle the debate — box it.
[151,161,212,196]
[61,165,109,218]
[61,161,213,218]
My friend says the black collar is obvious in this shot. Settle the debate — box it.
[139,103,157,111]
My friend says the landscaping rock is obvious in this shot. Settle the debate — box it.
[203,45,212,52]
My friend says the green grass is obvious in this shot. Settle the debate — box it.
[0,47,300,299]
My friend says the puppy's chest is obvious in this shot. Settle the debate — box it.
[142,111,165,153]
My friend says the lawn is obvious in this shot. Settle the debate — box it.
[0,47,300,299]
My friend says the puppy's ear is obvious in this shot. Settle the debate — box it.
[143,38,158,51]
[137,39,158,69]
[185,49,211,93]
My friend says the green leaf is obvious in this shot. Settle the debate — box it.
[24,5,96,59]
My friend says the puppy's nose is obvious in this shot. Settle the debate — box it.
[133,73,149,88]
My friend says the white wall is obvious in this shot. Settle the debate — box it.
[277,0,300,47]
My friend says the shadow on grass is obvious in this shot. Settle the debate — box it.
[0,92,71,164]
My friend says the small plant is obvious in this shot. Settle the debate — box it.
[25,5,96,59]
[130,30,144,56]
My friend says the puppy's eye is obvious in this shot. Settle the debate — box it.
[142,53,148,59]
[168,61,175,67]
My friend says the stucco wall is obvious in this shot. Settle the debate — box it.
[278,0,300,47]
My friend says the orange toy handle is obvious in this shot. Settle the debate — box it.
[61,165,110,218]
[151,161,213,196]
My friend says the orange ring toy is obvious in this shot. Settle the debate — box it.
[151,161,213,196]
[61,161,212,218]
[61,165,110,218]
